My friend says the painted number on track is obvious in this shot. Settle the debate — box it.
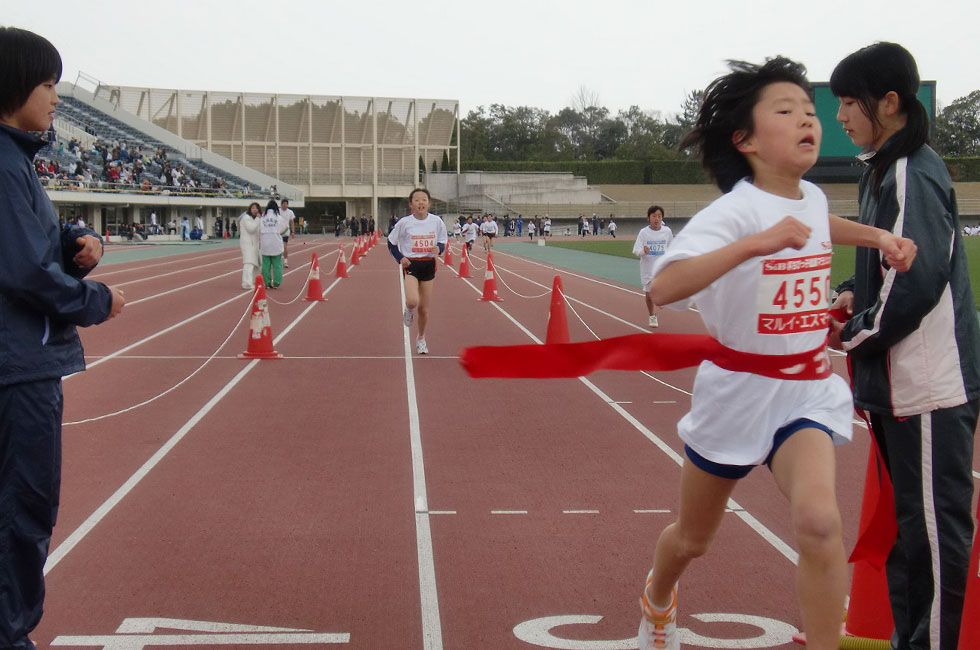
[51,618,350,649]
[513,613,798,649]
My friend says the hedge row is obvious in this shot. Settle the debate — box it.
[461,158,980,184]
[945,158,980,182]
[460,160,708,184]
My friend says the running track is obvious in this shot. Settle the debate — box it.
[33,236,980,649]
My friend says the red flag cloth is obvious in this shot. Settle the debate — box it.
[958,497,980,649]
[847,427,898,568]
[460,333,832,381]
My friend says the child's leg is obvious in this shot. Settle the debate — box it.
[261,255,272,287]
[272,254,283,287]
[769,428,846,650]
[417,279,434,338]
[645,292,656,317]
[647,459,738,606]
[404,274,421,312]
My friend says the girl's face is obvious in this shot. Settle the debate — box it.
[648,210,664,229]
[836,97,878,150]
[3,79,59,132]
[739,82,820,178]
[410,191,430,217]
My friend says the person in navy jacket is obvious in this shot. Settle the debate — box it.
[0,27,125,649]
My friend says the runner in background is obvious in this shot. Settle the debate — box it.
[481,214,498,253]
[280,198,295,268]
[462,216,478,252]
[632,205,672,328]
[388,188,448,355]
[639,56,915,650]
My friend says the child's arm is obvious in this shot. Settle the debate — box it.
[829,214,916,271]
[649,216,810,306]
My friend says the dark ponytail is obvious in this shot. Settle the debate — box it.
[830,42,929,189]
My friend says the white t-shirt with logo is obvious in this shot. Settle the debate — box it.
[259,210,287,255]
[651,179,852,465]
[633,225,673,288]
[388,213,448,259]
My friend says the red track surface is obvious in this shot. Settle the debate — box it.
[33,236,979,650]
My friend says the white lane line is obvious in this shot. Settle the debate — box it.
[459,260,802,566]
[113,256,243,288]
[73,246,342,375]
[397,269,444,650]
[45,276,343,575]
[486,250,642,297]
[478,261,698,398]
[563,510,600,514]
[91,248,239,279]
[634,509,671,514]
[491,510,529,515]
[125,242,336,307]
[428,511,457,515]
[71,292,251,376]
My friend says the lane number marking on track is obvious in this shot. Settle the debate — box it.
[51,617,349,648]
[513,612,798,649]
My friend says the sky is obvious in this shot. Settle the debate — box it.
[7,0,979,119]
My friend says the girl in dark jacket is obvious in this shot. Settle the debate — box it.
[0,27,125,649]
[830,42,980,650]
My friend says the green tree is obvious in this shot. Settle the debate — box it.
[934,90,980,156]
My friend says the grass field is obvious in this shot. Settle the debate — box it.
[546,237,980,307]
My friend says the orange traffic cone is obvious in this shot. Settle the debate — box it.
[350,240,361,266]
[444,242,453,267]
[304,252,326,301]
[545,275,569,344]
[238,276,283,359]
[958,498,980,649]
[478,252,502,302]
[843,448,896,643]
[335,245,349,278]
[458,244,472,278]
[104,228,110,244]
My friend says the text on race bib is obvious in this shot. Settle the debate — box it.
[411,233,435,253]
[757,253,831,334]
[646,240,668,255]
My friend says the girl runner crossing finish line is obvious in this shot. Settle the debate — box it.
[460,56,915,650]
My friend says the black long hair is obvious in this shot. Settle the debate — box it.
[679,56,811,193]
[830,42,929,190]
[0,27,63,119]
[265,199,279,215]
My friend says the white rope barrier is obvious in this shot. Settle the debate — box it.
[64,288,257,426]
[493,266,553,299]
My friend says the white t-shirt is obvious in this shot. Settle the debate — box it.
[462,222,478,242]
[259,210,287,255]
[651,179,852,465]
[281,207,296,236]
[607,220,616,232]
[633,225,673,288]
[543,219,552,232]
[481,220,498,235]
[528,222,536,234]
[388,213,448,259]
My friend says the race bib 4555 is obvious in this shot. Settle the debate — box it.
[756,253,831,334]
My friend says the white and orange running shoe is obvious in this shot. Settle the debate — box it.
[638,570,679,650]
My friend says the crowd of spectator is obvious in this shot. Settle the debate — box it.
[33,134,267,198]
